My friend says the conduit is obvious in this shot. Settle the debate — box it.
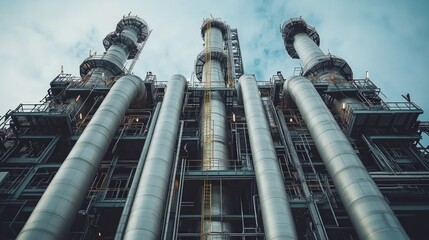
[123,74,187,240]
[283,76,408,240]
[240,74,297,240]
[114,102,162,240]
[17,75,146,240]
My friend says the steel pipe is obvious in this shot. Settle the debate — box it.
[201,91,229,170]
[239,74,298,240]
[123,74,187,240]
[283,76,409,240]
[114,102,162,240]
[293,33,327,72]
[17,75,146,240]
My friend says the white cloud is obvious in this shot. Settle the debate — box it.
[0,0,428,123]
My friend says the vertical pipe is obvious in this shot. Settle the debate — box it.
[196,19,232,238]
[201,91,228,170]
[123,74,187,240]
[293,33,327,72]
[114,102,162,240]
[239,74,298,240]
[284,76,409,240]
[17,75,145,240]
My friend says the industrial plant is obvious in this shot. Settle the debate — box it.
[0,14,428,240]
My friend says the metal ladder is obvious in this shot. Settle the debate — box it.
[201,20,213,240]
[201,180,212,239]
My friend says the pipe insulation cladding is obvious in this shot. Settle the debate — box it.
[17,75,146,240]
[239,74,298,240]
[283,76,409,240]
[123,74,187,240]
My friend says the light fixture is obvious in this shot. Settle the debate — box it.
[342,102,346,110]
[76,95,81,101]
[289,118,293,123]
[79,113,83,120]
[232,113,236,122]
[136,118,139,122]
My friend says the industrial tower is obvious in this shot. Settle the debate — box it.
[0,15,428,240]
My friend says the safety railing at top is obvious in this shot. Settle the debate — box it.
[11,102,72,114]
[345,101,422,113]
[184,159,253,172]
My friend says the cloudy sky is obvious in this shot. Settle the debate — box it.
[0,0,428,124]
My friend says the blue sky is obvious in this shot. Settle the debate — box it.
[0,0,428,125]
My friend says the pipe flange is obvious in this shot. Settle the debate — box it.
[103,32,139,59]
[116,16,149,43]
[303,56,353,80]
[194,48,228,81]
[80,56,124,77]
[281,17,320,59]
[201,19,228,39]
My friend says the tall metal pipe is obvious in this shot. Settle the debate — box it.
[115,102,162,240]
[239,74,297,240]
[123,74,187,240]
[195,18,232,238]
[283,76,408,240]
[201,91,228,170]
[17,75,146,240]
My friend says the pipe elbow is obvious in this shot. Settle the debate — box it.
[282,76,309,100]
[117,74,147,108]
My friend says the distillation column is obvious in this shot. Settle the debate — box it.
[123,74,187,239]
[281,18,408,240]
[194,19,231,238]
[239,75,297,239]
[16,16,149,240]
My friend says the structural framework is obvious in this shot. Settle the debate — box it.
[0,15,428,240]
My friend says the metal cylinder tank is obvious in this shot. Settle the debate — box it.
[239,74,298,240]
[17,75,146,240]
[196,18,232,239]
[123,74,187,240]
[283,76,408,240]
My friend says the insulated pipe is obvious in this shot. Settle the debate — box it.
[17,75,146,240]
[239,74,297,240]
[115,102,162,240]
[293,32,327,72]
[283,76,408,240]
[123,74,187,240]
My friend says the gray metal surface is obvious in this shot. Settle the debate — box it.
[239,74,298,240]
[201,91,229,170]
[284,76,409,240]
[123,74,187,240]
[293,32,327,72]
[83,16,148,87]
[17,75,146,240]
[114,102,162,240]
[199,20,231,238]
